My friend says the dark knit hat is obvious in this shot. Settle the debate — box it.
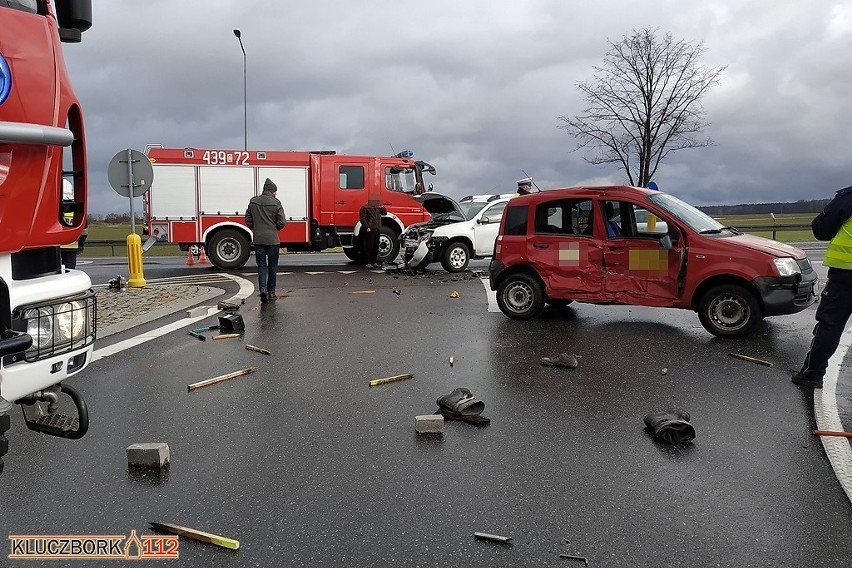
[263,178,277,193]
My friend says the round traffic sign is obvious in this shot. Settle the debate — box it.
[108,149,154,197]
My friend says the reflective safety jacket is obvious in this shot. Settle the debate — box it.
[814,186,852,270]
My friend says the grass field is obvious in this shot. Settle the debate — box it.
[83,213,816,258]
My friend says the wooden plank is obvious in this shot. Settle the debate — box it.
[149,521,239,550]
[212,333,241,340]
[728,353,773,367]
[187,367,256,392]
[368,373,413,387]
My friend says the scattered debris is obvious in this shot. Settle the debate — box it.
[474,532,512,545]
[729,353,773,367]
[217,301,240,311]
[559,553,589,565]
[437,387,484,415]
[108,275,126,290]
[541,353,579,368]
[449,356,454,367]
[218,313,245,331]
[415,414,444,434]
[186,306,208,318]
[393,289,401,295]
[245,344,271,355]
[126,443,170,468]
[436,408,490,426]
[661,367,669,375]
[369,373,413,387]
[149,522,239,550]
[212,333,241,340]
[813,430,852,438]
[188,331,206,342]
[643,409,695,445]
[187,367,256,392]
[449,290,460,298]
[436,388,490,426]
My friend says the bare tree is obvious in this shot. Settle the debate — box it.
[558,28,725,188]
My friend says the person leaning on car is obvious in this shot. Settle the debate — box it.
[793,185,852,389]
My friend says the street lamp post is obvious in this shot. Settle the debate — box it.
[233,29,247,150]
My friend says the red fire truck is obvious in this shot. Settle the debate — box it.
[0,0,96,475]
[143,146,436,269]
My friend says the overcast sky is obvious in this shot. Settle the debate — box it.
[63,1,852,215]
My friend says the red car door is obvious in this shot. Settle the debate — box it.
[599,200,681,306]
[527,197,604,300]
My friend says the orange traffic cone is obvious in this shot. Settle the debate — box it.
[185,248,196,266]
[199,246,209,264]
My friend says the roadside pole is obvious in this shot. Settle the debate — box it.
[108,149,154,287]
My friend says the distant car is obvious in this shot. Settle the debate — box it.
[401,193,514,272]
[488,185,818,338]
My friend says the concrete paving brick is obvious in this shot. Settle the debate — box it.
[126,442,170,468]
[415,414,444,434]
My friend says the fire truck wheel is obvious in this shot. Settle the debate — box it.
[343,247,365,263]
[377,226,400,263]
[208,229,252,270]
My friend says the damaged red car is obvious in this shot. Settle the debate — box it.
[488,185,818,338]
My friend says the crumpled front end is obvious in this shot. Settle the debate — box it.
[401,225,434,269]
[401,224,452,270]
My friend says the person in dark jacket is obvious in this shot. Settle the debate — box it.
[245,178,286,302]
[359,199,386,268]
[793,185,852,388]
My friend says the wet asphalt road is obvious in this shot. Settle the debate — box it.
[1,254,851,567]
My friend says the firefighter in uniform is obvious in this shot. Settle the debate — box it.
[793,185,852,389]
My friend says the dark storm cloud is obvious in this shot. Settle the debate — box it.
[63,1,852,214]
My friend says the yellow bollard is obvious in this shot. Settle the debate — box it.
[647,213,657,233]
[126,233,146,288]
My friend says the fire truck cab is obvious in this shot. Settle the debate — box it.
[1,0,96,475]
[144,147,436,269]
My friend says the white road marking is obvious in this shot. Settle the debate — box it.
[91,273,254,362]
[305,271,326,275]
[814,324,852,505]
[480,276,499,312]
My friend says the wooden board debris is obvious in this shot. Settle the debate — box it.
[149,521,239,550]
[187,367,256,392]
[212,333,241,340]
[368,373,413,387]
[729,353,773,367]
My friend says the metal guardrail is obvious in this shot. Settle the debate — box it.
[732,224,812,240]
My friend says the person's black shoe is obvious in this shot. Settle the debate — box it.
[260,292,268,303]
[791,373,823,389]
